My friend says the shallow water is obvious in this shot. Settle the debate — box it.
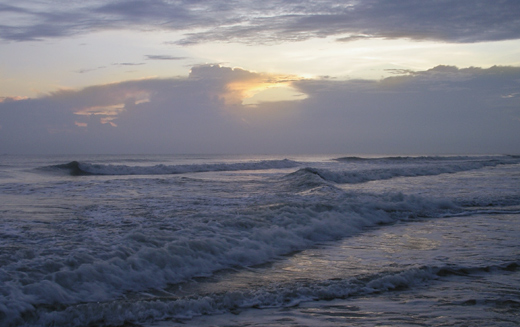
[159,212,519,326]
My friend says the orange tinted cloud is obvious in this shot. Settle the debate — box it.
[189,64,302,106]
[74,121,88,127]
[0,96,29,103]
[71,89,151,126]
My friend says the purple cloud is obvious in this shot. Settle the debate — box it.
[1,1,519,44]
[1,65,519,154]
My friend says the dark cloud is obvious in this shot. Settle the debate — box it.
[1,1,519,44]
[289,65,520,154]
[1,65,519,154]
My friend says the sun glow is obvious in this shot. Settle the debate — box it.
[241,85,307,106]
[220,71,307,106]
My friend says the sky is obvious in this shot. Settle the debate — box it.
[1,0,520,155]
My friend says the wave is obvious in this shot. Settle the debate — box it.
[290,156,520,184]
[333,155,518,162]
[41,159,299,176]
[5,154,518,326]
[10,260,518,327]
[0,189,457,326]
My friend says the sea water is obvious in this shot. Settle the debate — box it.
[0,154,518,326]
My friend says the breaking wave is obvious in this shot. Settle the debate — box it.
[290,156,520,184]
[0,186,457,326]
[10,260,518,327]
[41,159,299,176]
[3,154,519,326]
[334,155,519,162]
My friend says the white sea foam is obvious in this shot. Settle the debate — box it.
[15,261,519,327]
[0,184,456,326]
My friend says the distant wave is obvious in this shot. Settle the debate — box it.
[334,155,518,162]
[49,161,93,176]
[289,157,520,184]
[41,159,299,176]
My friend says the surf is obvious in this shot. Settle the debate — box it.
[288,155,520,184]
[39,159,300,176]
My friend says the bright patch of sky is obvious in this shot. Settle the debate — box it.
[0,30,193,97]
[3,30,520,98]
[188,36,520,80]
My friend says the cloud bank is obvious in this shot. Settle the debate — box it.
[1,0,519,44]
[1,65,519,154]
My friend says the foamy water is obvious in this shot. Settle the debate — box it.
[0,154,519,326]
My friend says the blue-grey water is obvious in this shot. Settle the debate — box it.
[0,154,519,326]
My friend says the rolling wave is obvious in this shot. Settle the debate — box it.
[13,260,518,327]
[4,154,519,326]
[290,156,520,184]
[0,190,456,326]
[333,154,519,162]
[41,159,299,176]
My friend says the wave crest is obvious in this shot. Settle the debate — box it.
[42,159,299,176]
[290,157,520,184]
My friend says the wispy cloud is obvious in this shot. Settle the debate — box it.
[0,96,28,103]
[112,62,146,66]
[1,1,519,44]
[75,66,107,74]
[145,55,187,61]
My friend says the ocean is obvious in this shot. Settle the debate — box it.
[0,154,519,326]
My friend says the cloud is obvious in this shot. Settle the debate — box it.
[0,65,300,153]
[288,65,520,154]
[145,55,187,61]
[75,66,107,74]
[1,1,519,44]
[112,62,145,66]
[1,65,519,154]
[0,96,28,103]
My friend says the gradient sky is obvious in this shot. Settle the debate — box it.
[1,0,520,154]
